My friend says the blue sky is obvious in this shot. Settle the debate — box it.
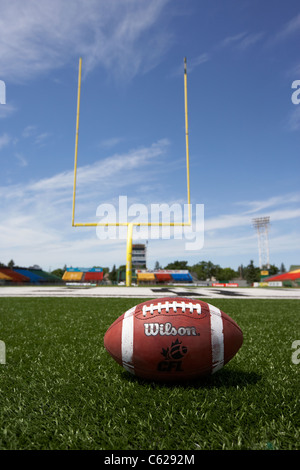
[0,0,299,272]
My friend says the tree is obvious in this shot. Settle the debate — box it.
[268,264,279,276]
[217,267,238,282]
[154,261,161,270]
[237,264,245,279]
[164,260,190,270]
[244,260,260,285]
[8,259,15,268]
[205,261,220,279]
[51,268,65,278]
[280,263,286,273]
[109,265,117,283]
[190,262,206,280]
[190,261,220,281]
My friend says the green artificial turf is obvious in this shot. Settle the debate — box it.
[0,297,299,450]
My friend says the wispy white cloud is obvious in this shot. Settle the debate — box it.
[269,12,300,45]
[0,138,171,267]
[184,30,264,77]
[0,0,172,83]
[27,138,169,194]
[15,152,28,167]
[235,193,300,214]
[22,125,37,138]
[0,103,17,119]
[236,32,265,50]
[21,125,51,146]
[99,137,124,149]
[285,106,300,131]
[34,132,51,146]
[186,54,210,73]
[192,194,300,267]
[206,193,300,232]
[216,31,264,51]
[0,133,11,150]
[1,139,299,269]
[217,32,247,48]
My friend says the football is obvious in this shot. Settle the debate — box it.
[104,297,243,382]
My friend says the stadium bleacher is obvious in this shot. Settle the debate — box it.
[0,266,63,285]
[264,268,300,287]
[155,272,172,283]
[84,271,103,282]
[62,267,103,284]
[0,265,104,286]
[62,271,84,282]
[136,272,156,283]
[136,270,193,285]
[31,269,62,283]
[0,267,30,283]
[13,267,63,284]
[0,271,14,281]
[170,271,193,283]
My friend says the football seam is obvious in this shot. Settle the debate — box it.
[135,312,209,321]
[221,315,243,334]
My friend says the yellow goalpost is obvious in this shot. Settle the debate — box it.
[72,58,192,286]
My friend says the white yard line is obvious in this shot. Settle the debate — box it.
[0,285,299,299]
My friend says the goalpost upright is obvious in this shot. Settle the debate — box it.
[72,58,192,286]
[72,57,82,228]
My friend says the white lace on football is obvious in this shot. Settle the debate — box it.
[142,301,201,316]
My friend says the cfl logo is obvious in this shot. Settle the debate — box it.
[0,340,5,364]
[0,80,6,105]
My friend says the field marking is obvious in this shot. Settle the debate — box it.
[121,307,135,374]
[208,304,224,373]
[0,286,299,299]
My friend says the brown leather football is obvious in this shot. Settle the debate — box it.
[104,297,243,382]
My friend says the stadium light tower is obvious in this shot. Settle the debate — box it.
[252,216,271,269]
